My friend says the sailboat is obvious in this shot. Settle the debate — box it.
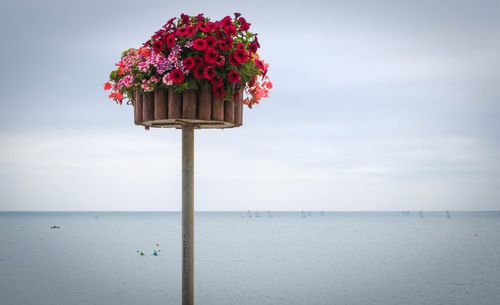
[446,210,450,218]
[321,211,325,216]
[268,210,272,217]
[247,210,252,218]
[301,210,306,218]
[419,211,424,218]
[255,210,260,218]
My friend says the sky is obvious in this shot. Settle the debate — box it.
[0,0,499,211]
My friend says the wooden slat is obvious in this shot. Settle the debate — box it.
[182,89,197,119]
[168,88,182,119]
[212,94,224,121]
[234,89,243,126]
[154,88,168,120]
[224,99,235,123]
[197,87,212,121]
[133,90,143,125]
[143,92,155,122]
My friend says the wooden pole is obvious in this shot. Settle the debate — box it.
[182,124,194,305]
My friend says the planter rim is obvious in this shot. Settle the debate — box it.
[142,118,238,129]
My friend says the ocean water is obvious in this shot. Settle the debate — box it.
[0,212,499,305]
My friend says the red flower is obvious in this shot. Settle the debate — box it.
[193,38,207,51]
[229,53,239,66]
[109,92,123,102]
[196,13,205,21]
[215,55,225,66]
[169,68,185,84]
[165,34,176,48]
[176,26,196,37]
[205,36,217,49]
[234,12,241,19]
[236,42,245,50]
[104,82,112,90]
[255,59,265,72]
[249,41,258,53]
[214,29,226,40]
[204,48,219,65]
[185,25,196,37]
[238,17,251,31]
[218,38,233,51]
[224,24,237,37]
[221,16,233,27]
[194,56,204,66]
[183,57,196,70]
[180,13,190,25]
[231,48,248,65]
[211,76,223,88]
[163,17,176,29]
[197,22,210,33]
[194,65,205,79]
[212,86,226,98]
[153,40,163,53]
[227,70,241,83]
[203,66,216,80]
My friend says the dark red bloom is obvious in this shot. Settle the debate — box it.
[234,12,241,19]
[194,65,205,79]
[215,55,225,66]
[169,68,185,84]
[185,25,196,37]
[253,36,260,48]
[221,16,233,27]
[212,85,226,98]
[227,70,241,83]
[205,36,217,49]
[215,30,226,40]
[211,76,223,88]
[165,34,176,48]
[249,41,258,53]
[204,48,219,65]
[183,57,196,70]
[153,40,163,53]
[180,13,190,25]
[255,59,265,72]
[238,17,251,31]
[236,43,245,50]
[196,13,205,21]
[203,66,216,80]
[163,17,176,30]
[224,24,237,37]
[194,56,204,66]
[193,38,207,51]
[176,26,196,37]
[231,48,248,65]
[229,53,239,66]
[218,38,233,51]
[197,21,210,33]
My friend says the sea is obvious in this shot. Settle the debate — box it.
[0,211,499,305]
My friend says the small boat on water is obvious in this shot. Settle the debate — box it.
[419,211,424,218]
[301,210,306,218]
[247,210,252,217]
[50,225,60,229]
[268,210,272,217]
[255,210,260,218]
[446,210,451,218]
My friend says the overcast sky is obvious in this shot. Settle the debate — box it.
[0,0,499,211]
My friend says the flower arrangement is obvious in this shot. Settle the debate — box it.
[104,13,272,108]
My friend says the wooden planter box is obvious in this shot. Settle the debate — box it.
[132,87,243,129]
